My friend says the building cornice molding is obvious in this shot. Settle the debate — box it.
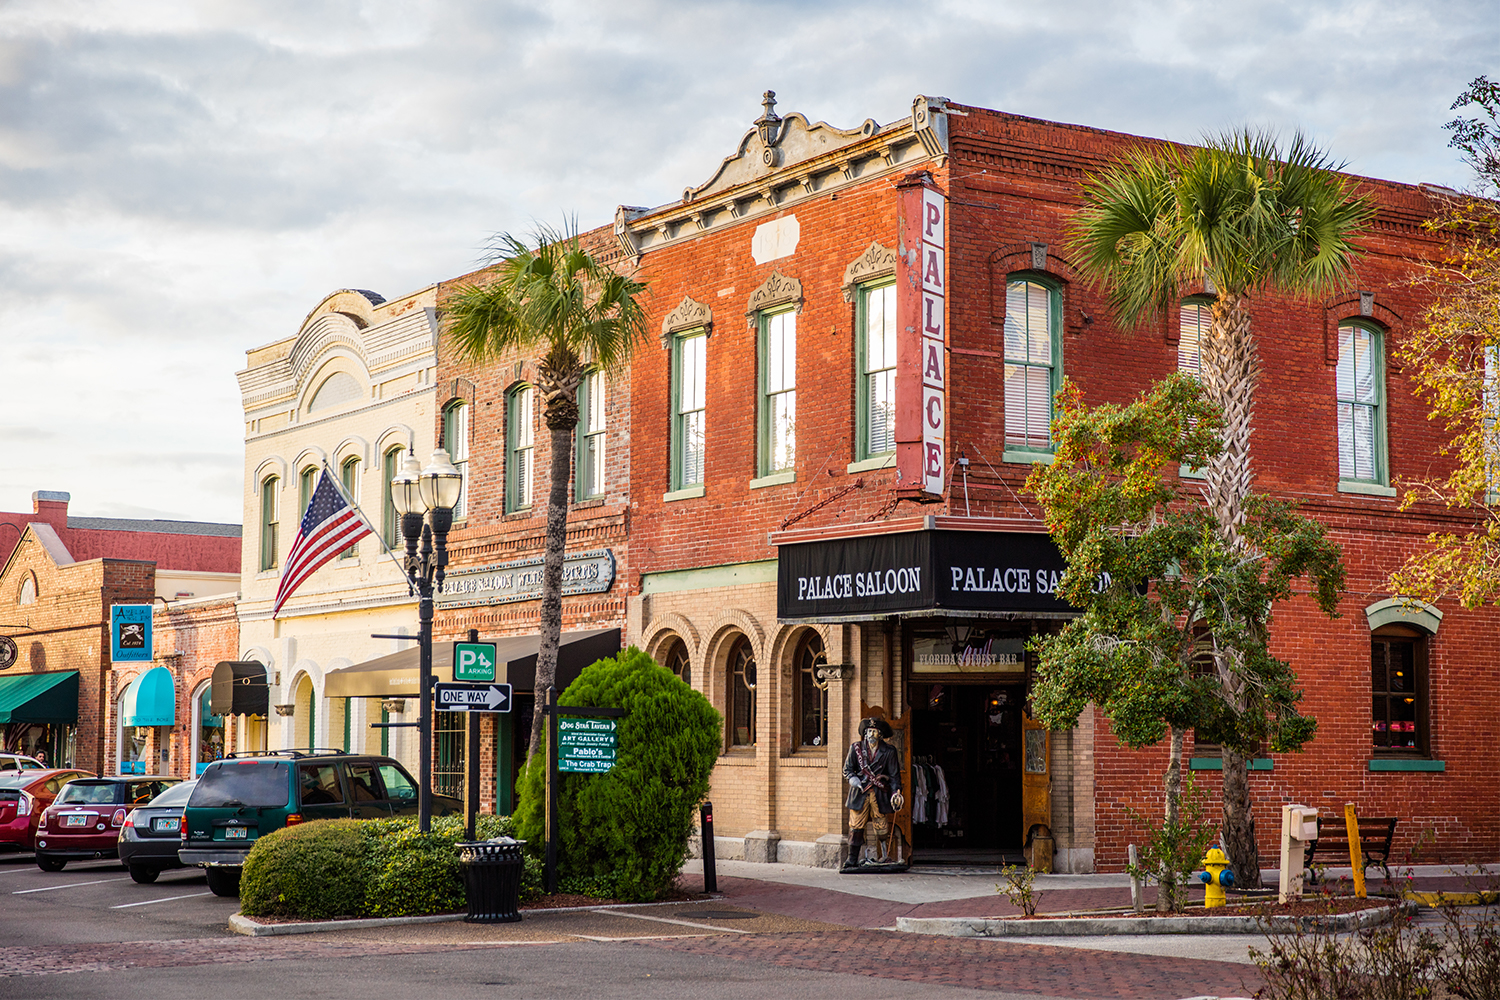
[660,296,714,346]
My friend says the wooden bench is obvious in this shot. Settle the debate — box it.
[1306,815,1398,882]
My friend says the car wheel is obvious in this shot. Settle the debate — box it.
[128,864,160,884]
[36,854,65,873]
[205,867,240,897]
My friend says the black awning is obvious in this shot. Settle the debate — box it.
[777,529,1074,621]
[211,661,269,717]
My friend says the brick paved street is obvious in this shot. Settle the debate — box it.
[640,930,1260,999]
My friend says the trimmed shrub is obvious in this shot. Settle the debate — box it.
[240,813,526,920]
[240,819,367,919]
[513,646,721,902]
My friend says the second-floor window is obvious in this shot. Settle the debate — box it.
[339,457,359,558]
[259,476,279,571]
[506,387,533,512]
[760,308,797,476]
[672,330,707,490]
[382,446,402,548]
[1004,277,1061,453]
[299,466,318,517]
[1179,299,1211,377]
[577,370,605,500]
[444,401,470,518]
[859,281,897,460]
[1336,323,1386,484]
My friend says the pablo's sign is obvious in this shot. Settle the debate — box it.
[777,530,1073,620]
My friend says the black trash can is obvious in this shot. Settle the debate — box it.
[457,837,526,923]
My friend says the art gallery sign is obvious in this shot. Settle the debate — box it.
[776,529,1081,621]
[436,548,616,609]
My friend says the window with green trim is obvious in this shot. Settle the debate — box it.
[506,386,533,512]
[259,476,279,571]
[381,446,402,548]
[339,456,359,559]
[1003,277,1061,452]
[1179,299,1211,376]
[759,308,797,476]
[443,401,470,518]
[299,466,318,517]
[672,330,707,490]
[577,369,605,500]
[857,281,897,460]
[1371,628,1428,756]
[1336,323,1386,484]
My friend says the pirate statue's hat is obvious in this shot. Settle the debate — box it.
[858,717,893,739]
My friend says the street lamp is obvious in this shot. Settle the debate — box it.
[391,446,462,832]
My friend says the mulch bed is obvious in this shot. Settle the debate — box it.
[521,886,714,910]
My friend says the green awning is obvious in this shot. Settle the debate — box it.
[0,671,80,725]
[121,666,176,727]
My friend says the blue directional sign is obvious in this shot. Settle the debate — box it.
[111,604,153,663]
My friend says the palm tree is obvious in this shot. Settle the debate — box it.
[445,223,648,757]
[1068,130,1371,886]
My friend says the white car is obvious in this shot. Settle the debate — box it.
[0,754,44,773]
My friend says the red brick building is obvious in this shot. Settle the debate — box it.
[0,491,240,776]
[600,94,1478,871]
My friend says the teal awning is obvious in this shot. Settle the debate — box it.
[121,666,176,727]
[0,671,80,725]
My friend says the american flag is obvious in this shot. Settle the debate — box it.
[272,468,375,617]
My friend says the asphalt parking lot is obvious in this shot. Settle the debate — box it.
[0,849,241,945]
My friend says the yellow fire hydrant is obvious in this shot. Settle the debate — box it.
[1199,847,1235,908]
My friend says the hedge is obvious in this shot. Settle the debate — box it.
[239,814,537,920]
[513,646,721,902]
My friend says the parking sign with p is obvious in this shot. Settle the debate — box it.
[453,641,497,683]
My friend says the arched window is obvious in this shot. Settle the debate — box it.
[1337,323,1388,488]
[382,446,403,548]
[443,401,470,518]
[18,575,36,605]
[309,371,362,412]
[259,476,280,571]
[506,387,534,512]
[577,370,606,500]
[1179,298,1212,377]
[663,637,690,688]
[298,465,318,523]
[1003,276,1062,455]
[1372,625,1428,756]
[339,456,360,559]
[728,636,756,748]
[794,631,828,749]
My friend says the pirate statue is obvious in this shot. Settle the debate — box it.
[842,717,905,870]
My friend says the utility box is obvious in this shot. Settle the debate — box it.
[1278,804,1318,902]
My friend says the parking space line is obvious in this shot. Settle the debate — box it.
[13,877,130,894]
[594,910,752,934]
[111,891,212,909]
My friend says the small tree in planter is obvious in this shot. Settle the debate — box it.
[513,646,720,902]
[1026,374,1345,906]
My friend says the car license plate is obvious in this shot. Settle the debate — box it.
[224,827,248,839]
[153,817,180,833]
[65,814,88,827]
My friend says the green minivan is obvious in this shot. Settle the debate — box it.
[179,749,462,896]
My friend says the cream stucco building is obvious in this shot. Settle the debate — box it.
[232,287,440,771]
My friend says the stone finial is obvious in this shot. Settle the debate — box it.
[756,90,782,147]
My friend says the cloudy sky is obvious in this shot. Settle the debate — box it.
[0,0,1493,523]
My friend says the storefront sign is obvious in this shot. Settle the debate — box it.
[557,717,617,774]
[110,605,153,663]
[777,530,1075,620]
[896,177,947,497]
[0,636,17,671]
[437,549,616,609]
[912,636,1026,673]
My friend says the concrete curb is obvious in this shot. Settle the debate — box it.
[897,901,1416,937]
[230,912,467,937]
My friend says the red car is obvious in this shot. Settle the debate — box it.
[0,769,95,852]
[34,776,178,871]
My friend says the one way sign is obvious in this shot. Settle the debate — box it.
[434,682,513,713]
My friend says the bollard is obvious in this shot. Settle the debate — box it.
[700,801,717,894]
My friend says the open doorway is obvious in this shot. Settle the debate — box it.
[908,682,1026,865]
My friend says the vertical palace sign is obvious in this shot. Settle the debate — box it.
[895,175,946,497]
